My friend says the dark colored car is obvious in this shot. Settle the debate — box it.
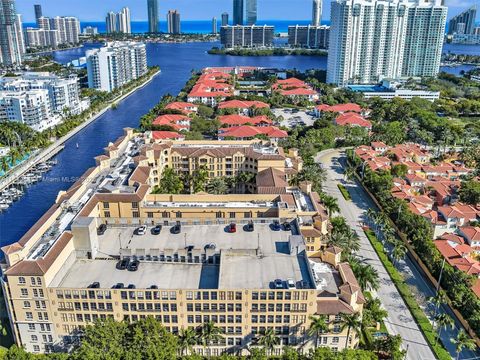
[150,285,158,289]
[283,222,292,231]
[171,224,181,234]
[88,282,100,289]
[112,283,124,289]
[127,284,136,289]
[245,221,254,232]
[127,259,139,272]
[151,225,162,235]
[228,223,236,233]
[116,258,129,270]
[97,224,107,235]
[272,220,281,231]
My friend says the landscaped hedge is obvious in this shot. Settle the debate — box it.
[364,229,452,360]
[337,184,351,200]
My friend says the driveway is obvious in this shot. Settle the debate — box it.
[315,149,479,360]
[273,108,316,128]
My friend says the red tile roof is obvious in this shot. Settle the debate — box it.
[219,125,287,139]
[152,131,185,140]
[316,103,362,113]
[219,114,272,127]
[218,100,270,110]
[165,102,198,114]
[152,114,191,131]
[335,113,372,128]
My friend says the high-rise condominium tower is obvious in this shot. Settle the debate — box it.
[448,6,476,35]
[327,0,447,86]
[167,10,181,34]
[147,0,159,33]
[34,4,42,23]
[212,17,218,34]
[222,12,229,26]
[106,7,131,34]
[246,0,257,25]
[233,0,244,25]
[312,0,322,26]
[0,0,23,65]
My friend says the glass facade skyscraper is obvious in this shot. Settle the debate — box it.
[233,0,244,26]
[147,0,159,33]
[0,0,23,65]
[448,6,476,35]
[312,0,322,26]
[246,0,257,25]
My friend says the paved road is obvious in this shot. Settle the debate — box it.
[315,149,480,360]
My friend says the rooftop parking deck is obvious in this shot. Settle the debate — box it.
[51,223,323,290]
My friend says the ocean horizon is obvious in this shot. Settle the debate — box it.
[23,20,331,34]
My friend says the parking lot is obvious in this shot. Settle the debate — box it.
[273,108,317,128]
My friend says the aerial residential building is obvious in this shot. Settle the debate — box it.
[233,0,244,25]
[0,0,24,66]
[288,25,329,49]
[34,4,42,24]
[37,16,50,30]
[1,131,364,354]
[48,16,81,44]
[0,72,88,131]
[312,0,322,26]
[222,12,229,26]
[212,17,218,34]
[25,28,59,49]
[167,10,181,34]
[147,0,159,33]
[83,26,98,36]
[448,6,476,35]
[327,0,447,86]
[86,42,148,92]
[106,7,131,34]
[346,79,440,101]
[402,0,447,79]
[0,89,55,131]
[15,14,25,55]
[220,25,274,48]
[246,0,257,25]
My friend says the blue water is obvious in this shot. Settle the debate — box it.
[0,42,328,249]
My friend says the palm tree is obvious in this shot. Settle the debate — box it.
[197,321,223,352]
[451,330,476,360]
[428,290,447,318]
[307,315,329,347]
[344,166,356,183]
[434,313,453,344]
[256,328,280,354]
[0,156,9,175]
[207,177,228,195]
[328,229,360,256]
[365,208,377,227]
[363,298,387,327]
[321,194,340,218]
[352,263,380,292]
[178,327,197,355]
[340,313,362,348]
[391,240,407,267]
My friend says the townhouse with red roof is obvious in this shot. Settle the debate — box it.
[187,71,234,106]
[218,125,288,142]
[165,102,198,115]
[218,114,273,128]
[150,131,186,141]
[314,103,363,117]
[272,78,319,101]
[335,113,372,129]
[152,114,191,131]
[217,100,270,115]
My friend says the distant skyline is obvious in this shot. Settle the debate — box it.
[16,0,475,23]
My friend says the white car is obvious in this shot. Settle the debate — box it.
[287,279,296,289]
[136,225,147,235]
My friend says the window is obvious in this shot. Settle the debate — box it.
[28,324,35,331]
[103,202,110,209]
[132,211,140,218]
[26,312,33,320]
[104,211,111,218]
[132,202,139,209]
[332,337,339,344]
[23,301,31,308]
[18,277,26,284]
[20,288,28,297]
[30,277,36,286]
[33,345,40,352]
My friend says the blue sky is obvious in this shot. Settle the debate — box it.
[17,0,474,22]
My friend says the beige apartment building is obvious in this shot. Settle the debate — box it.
[1,129,363,355]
